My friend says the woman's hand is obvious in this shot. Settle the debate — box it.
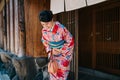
[52,48,61,55]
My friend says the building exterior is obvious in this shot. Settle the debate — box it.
[0,0,120,80]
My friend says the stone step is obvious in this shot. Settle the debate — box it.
[79,67,120,80]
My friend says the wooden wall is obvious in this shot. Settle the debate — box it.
[78,1,120,75]
[1,0,20,55]
[0,0,26,57]
[24,0,50,57]
[78,7,93,68]
[0,0,50,57]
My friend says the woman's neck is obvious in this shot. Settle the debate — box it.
[48,21,55,29]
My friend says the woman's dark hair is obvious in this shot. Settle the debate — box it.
[39,10,53,22]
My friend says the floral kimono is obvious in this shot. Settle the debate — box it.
[41,21,74,80]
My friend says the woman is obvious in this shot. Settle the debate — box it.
[39,10,74,80]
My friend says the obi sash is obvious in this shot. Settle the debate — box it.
[48,40,65,49]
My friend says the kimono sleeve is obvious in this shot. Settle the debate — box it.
[41,30,51,53]
[41,36,51,53]
[60,27,74,55]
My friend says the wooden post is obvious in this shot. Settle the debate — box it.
[0,12,4,48]
[6,1,10,51]
[9,0,14,53]
[14,0,19,55]
[3,0,7,51]
[74,10,79,80]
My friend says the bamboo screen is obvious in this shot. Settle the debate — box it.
[96,6,120,74]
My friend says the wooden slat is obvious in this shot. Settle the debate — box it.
[6,2,10,51]
[9,0,14,53]
[0,12,4,48]
[14,0,19,55]
[3,2,7,51]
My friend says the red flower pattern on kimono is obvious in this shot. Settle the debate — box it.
[57,69,64,78]
[62,60,69,67]
[63,60,69,67]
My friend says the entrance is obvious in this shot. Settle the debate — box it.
[78,1,120,75]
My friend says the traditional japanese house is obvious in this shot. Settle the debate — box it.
[0,0,120,80]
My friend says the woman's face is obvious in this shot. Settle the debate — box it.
[40,21,53,29]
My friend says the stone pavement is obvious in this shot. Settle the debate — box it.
[79,72,110,80]
[78,67,120,80]
[0,73,10,80]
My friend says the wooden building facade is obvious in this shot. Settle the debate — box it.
[78,1,120,75]
[0,0,120,79]
[55,0,120,76]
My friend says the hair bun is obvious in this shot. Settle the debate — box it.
[39,10,53,22]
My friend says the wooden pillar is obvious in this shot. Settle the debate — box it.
[6,2,10,51]
[10,0,14,53]
[3,1,7,51]
[0,12,4,48]
[74,10,79,80]
[18,0,26,57]
[14,0,19,55]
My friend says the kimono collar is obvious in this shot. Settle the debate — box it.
[52,24,58,34]
[43,22,59,34]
